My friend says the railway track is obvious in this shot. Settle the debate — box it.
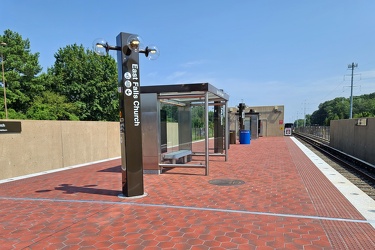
[293,132,375,200]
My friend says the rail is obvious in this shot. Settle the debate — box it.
[293,132,375,182]
[294,126,330,141]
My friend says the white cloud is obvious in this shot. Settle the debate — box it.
[166,71,187,81]
[180,60,209,68]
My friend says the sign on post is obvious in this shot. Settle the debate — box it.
[0,121,22,133]
[116,32,144,197]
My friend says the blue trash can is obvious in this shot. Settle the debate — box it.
[239,130,251,144]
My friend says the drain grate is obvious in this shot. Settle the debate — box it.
[209,179,245,186]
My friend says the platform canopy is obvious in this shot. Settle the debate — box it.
[141,83,229,103]
[140,83,229,175]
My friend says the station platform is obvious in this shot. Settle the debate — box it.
[1,137,375,249]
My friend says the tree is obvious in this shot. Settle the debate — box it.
[305,114,311,126]
[294,119,304,128]
[161,104,179,122]
[307,93,375,126]
[26,91,79,120]
[192,106,204,128]
[50,44,118,121]
[0,29,43,118]
[161,104,214,129]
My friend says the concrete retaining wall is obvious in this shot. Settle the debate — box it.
[330,118,375,165]
[0,120,120,180]
[167,123,179,148]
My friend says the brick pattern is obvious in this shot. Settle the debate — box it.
[0,199,331,249]
[0,137,374,249]
[285,138,375,249]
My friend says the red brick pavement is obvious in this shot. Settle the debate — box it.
[0,137,374,249]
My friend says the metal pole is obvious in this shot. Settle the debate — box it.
[205,92,209,176]
[225,101,229,162]
[303,101,306,127]
[296,112,299,128]
[349,62,355,119]
[1,43,7,119]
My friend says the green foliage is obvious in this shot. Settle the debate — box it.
[309,94,375,125]
[1,29,43,114]
[50,44,118,121]
[0,109,27,119]
[192,106,204,128]
[0,30,119,121]
[161,105,214,130]
[305,114,311,126]
[294,119,304,128]
[161,105,178,122]
[191,106,214,129]
[26,91,79,120]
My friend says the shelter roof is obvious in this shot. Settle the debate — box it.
[141,83,229,104]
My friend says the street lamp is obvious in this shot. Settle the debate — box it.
[1,42,7,119]
[93,36,160,60]
[93,33,159,198]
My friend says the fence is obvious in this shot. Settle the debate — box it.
[192,127,214,141]
[294,126,330,141]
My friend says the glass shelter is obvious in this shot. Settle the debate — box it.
[140,83,230,175]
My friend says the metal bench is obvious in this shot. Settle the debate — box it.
[163,150,192,164]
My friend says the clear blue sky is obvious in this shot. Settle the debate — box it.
[2,0,375,122]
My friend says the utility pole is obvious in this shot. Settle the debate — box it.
[348,62,358,119]
[296,112,299,128]
[303,100,306,127]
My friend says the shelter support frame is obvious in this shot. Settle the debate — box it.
[140,83,229,176]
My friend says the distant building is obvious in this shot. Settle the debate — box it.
[229,105,285,138]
